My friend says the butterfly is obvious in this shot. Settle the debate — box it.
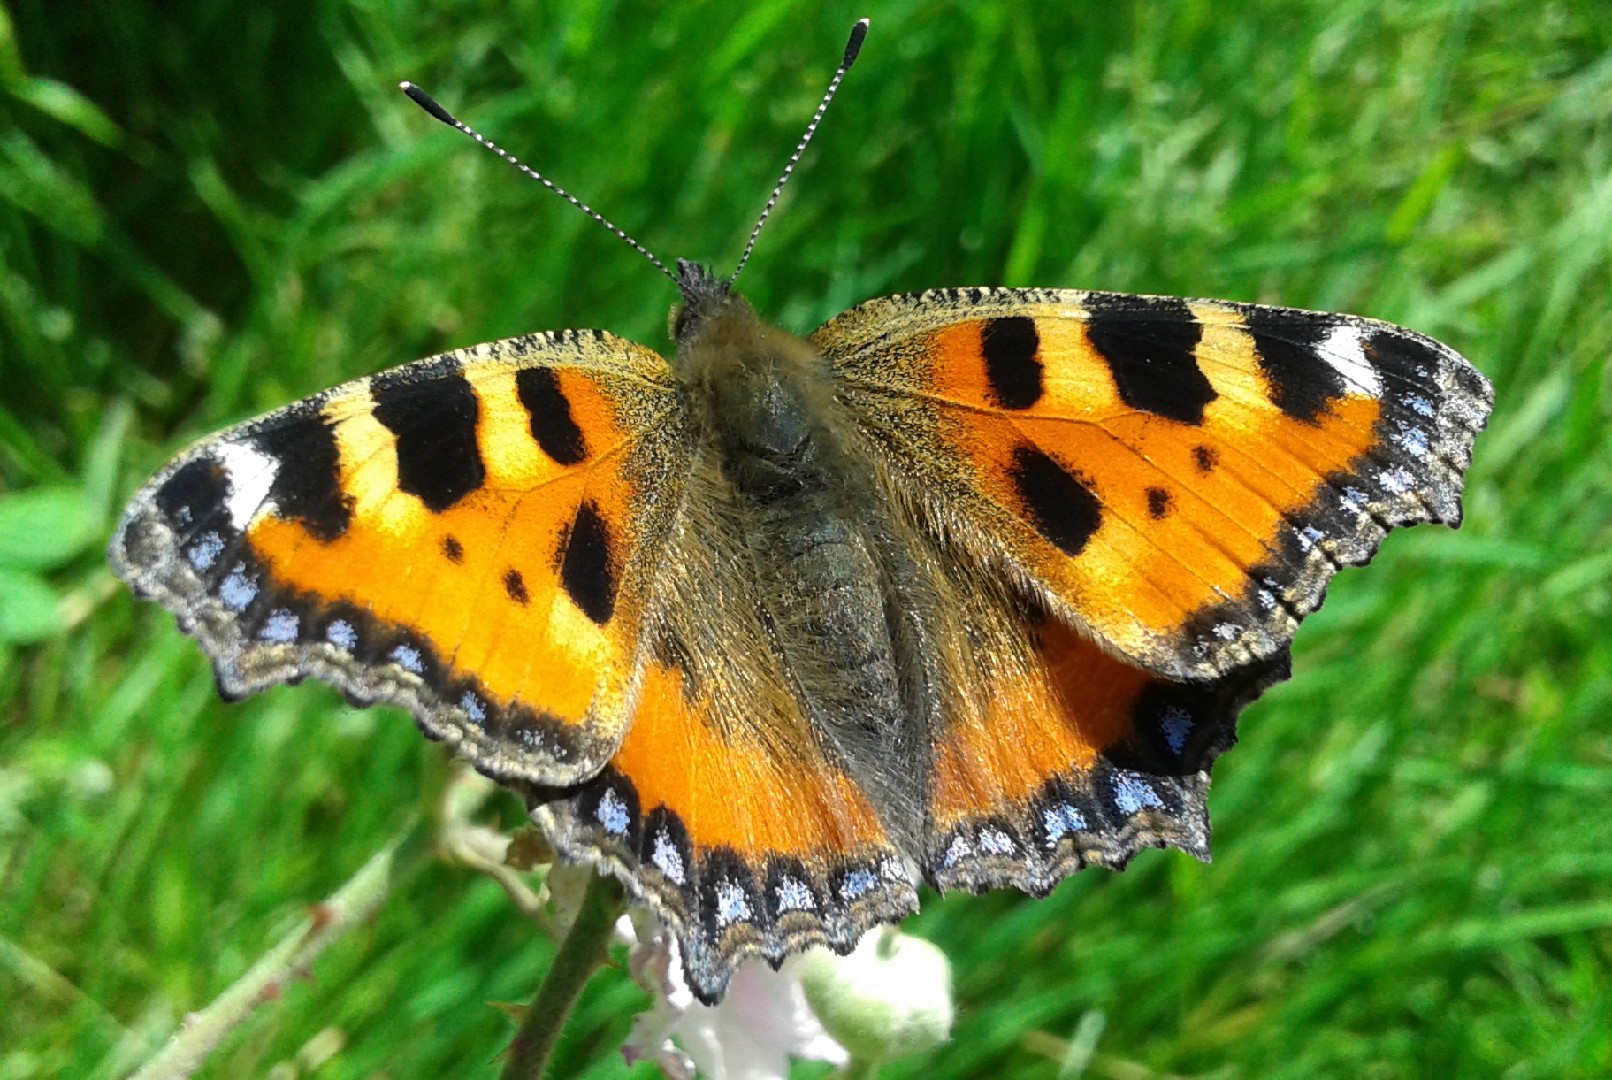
[109,20,1492,1003]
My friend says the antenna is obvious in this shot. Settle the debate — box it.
[399,81,677,283]
[729,18,869,284]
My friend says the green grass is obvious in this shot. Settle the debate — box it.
[4,0,1610,1076]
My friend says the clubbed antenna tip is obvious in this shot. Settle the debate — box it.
[844,18,869,66]
[399,82,455,127]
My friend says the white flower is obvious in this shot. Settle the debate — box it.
[619,910,847,1080]
[619,911,954,1079]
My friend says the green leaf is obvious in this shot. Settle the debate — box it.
[0,487,99,570]
[0,568,64,643]
[0,129,107,247]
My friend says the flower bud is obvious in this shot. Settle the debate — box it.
[798,926,954,1064]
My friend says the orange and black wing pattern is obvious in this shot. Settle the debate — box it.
[531,655,920,1002]
[816,287,1489,899]
[816,288,1493,681]
[111,330,687,784]
[920,603,1287,897]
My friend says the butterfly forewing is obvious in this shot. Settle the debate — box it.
[813,287,1493,682]
[111,329,689,785]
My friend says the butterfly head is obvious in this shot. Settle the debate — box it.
[671,258,755,350]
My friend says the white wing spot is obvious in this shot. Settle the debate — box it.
[714,880,751,926]
[1114,772,1166,814]
[1042,803,1087,842]
[325,619,357,651]
[389,644,424,674]
[259,608,299,643]
[841,867,878,900]
[459,691,487,724]
[941,835,972,869]
[1377,466,1415,496]
[219,563,257,612]
[1393,423,1431,459]
[774,876,815,912]
[594,788,630,835]
[1406,394,1435,418]
[215,442,280,531]
[651,829,685,884]
[979,828,1015,855]
[186,531,224,572]
[1319,324,1383,398]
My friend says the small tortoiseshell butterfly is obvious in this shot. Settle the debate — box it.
[110,21,1492,1002]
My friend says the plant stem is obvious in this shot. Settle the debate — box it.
[129,820,424,1080]
[498,868,625,1080]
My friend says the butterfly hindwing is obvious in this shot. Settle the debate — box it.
[530,655,920,1003]
[111,329,688,784]
[815,288,1493,681]
[921,607,1288,896]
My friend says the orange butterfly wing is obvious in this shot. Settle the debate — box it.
[920,608,1287,895]
[816,288,1493,681]
[814,287,1489,901]
[111,330,686,784]
[532,657,919,1000]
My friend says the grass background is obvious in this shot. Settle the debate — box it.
[3,0,1609,1076]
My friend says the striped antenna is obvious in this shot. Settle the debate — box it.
[399,81,677,284]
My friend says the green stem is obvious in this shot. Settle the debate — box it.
[129,819,426,1080]
[498,869,624,1080]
